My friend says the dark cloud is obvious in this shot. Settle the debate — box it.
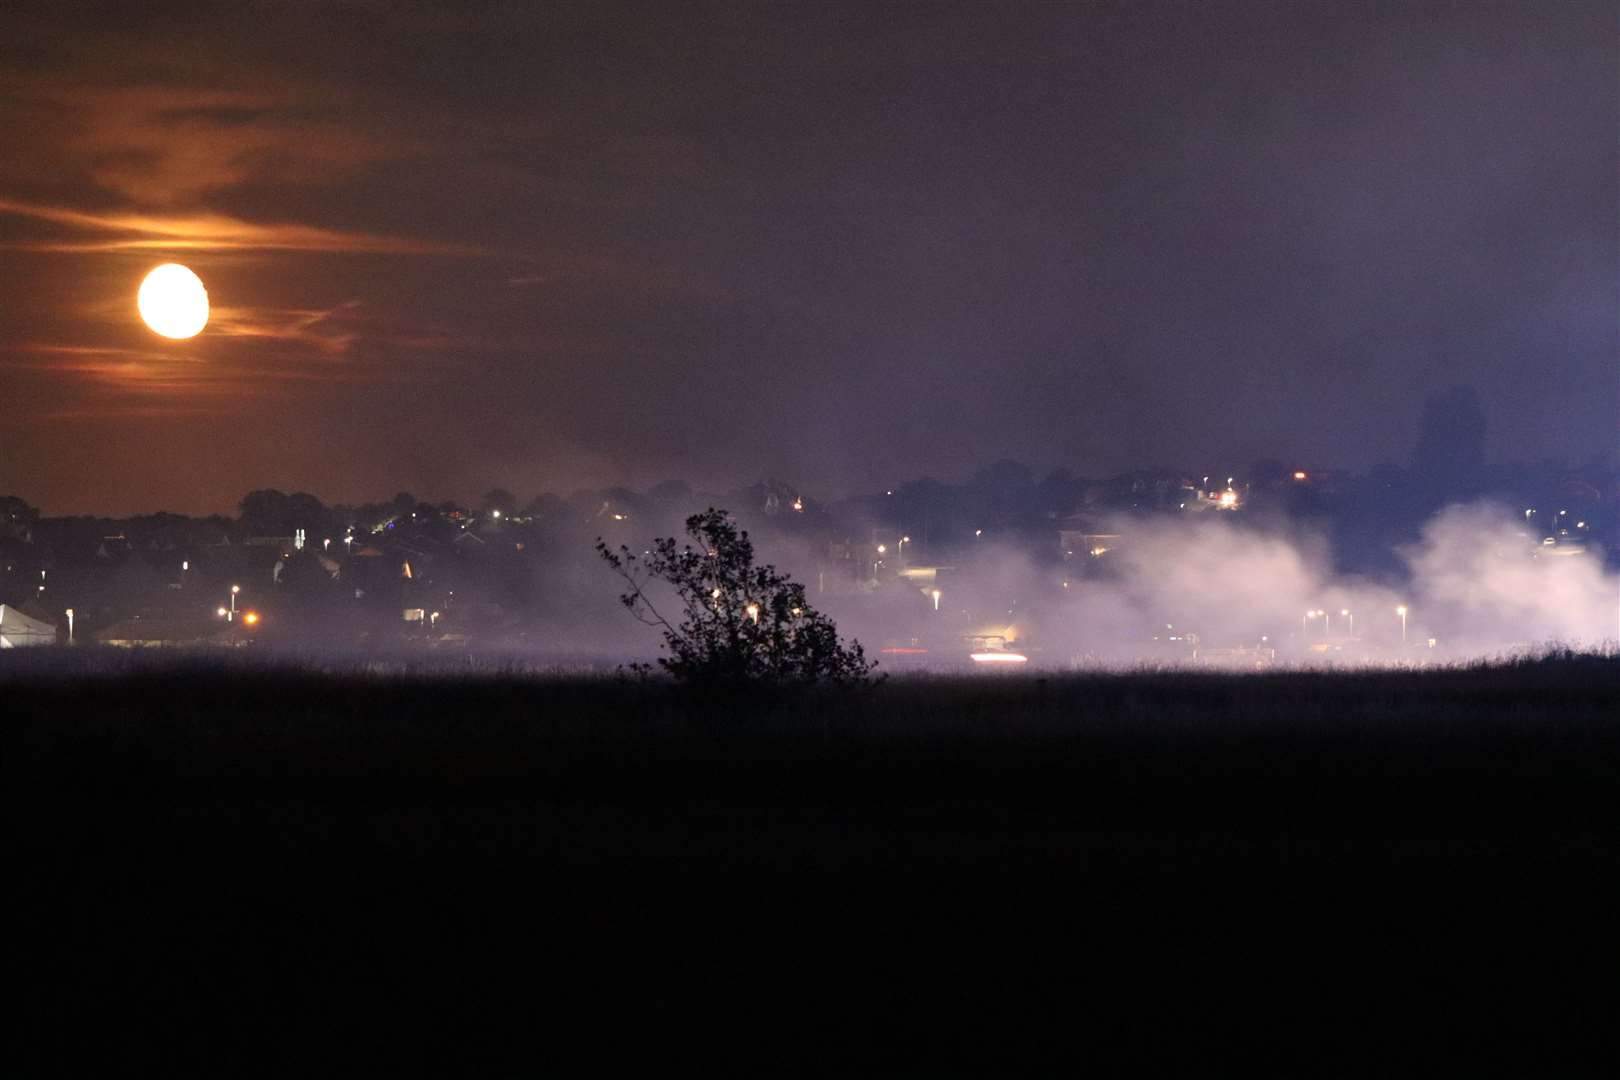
[0,1,1613,515]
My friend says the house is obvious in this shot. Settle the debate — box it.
[0,603,57,647]
[1057,516,1121,560]
[94,615,230,647]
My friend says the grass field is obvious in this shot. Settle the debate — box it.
[12,652,1619,1076]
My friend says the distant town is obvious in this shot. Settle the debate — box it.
[4,439,1614,668]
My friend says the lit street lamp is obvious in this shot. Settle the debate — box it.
[229,584,240,622]
[932,589,941,611]
[65,608,74,645]
[898,535,911,564]
[1340,608,1353,636]
[1396,605,1408,645]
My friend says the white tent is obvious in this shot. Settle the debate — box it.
[0,604,58,647]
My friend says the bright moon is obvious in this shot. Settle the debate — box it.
[137,263,209,339]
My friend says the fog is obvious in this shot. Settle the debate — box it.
[11,498,1610,676]
[788,501,1618,670]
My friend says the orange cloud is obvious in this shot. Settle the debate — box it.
[207,301,364,357]
[0,197,479,256]
[0,70,411,205]
[2,323,435,411]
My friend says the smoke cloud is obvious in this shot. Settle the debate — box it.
[797,501,1617,670]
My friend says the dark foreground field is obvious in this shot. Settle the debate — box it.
[11,654,1620,1076]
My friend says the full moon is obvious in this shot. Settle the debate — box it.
[137,263,209,339]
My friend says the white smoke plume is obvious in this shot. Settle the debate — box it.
[806,501,1617,669]
[1404,503,1618,655]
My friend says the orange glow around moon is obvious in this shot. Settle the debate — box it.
[137,263,209,339]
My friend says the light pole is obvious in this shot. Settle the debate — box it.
[932,589,941,611]
[65,608,74,645]
[1341,609,1353,636]
[1303,610,1315,637]
[229,584,240,622]
[1396,605,1408,645]
[898,536,910,565]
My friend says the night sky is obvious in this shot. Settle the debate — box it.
[2,1,1614,515]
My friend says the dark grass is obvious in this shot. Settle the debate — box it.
[11,653,1620,1076]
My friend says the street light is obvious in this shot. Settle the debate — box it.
[932,588,941,611]
[1340,609,1353,636]
[898,536,910,563]
[1396,605,1408,645]
[64,608,74,645]
[229,584,240,622]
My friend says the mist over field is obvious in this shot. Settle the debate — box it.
[713,500,1617,671]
